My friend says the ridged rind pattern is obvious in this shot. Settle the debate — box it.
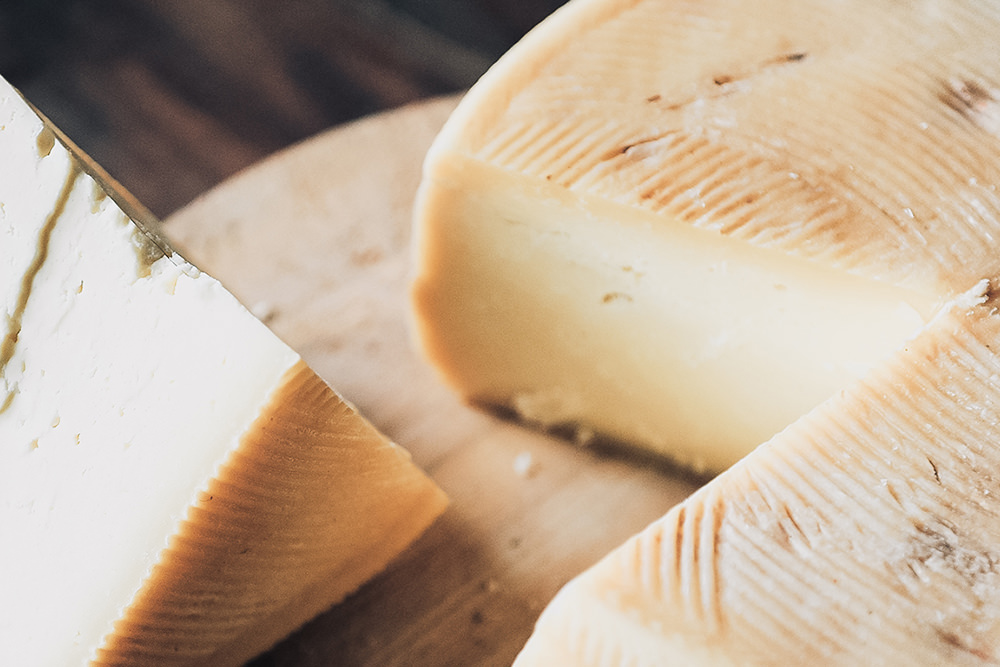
[517,288,1000,665]
[445,0,1000,296]
[92,361,447,667]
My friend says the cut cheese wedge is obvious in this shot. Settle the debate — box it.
[411,0,1000,472]
[0,77,447,667]
[515,282,1000,665]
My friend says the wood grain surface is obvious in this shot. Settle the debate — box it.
[1,0,566,218]
[163,96,703,666]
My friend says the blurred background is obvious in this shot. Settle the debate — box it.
[0,0,567,218]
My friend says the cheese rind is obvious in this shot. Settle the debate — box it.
[94,361,446,667]
[412,0,1000,471]
[515,285,1000,665]
[0,76,446,666]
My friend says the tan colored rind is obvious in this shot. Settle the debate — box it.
[425,0,636,153]
[93,360,447,667]
[516,285,1000,665]
[425,0,1000,296]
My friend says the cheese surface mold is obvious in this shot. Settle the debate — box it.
[0,76,446,666]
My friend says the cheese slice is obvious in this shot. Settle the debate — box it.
[0,77,447,666]
[515,282,1000,665]
[411,0,1000,472]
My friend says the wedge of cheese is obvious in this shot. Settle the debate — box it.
[515,282,1000,664]
[411,0,1000,472]
[0,77,447,667]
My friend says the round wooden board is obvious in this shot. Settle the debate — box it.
[164,96,702,667]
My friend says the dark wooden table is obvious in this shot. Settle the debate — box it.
[1,0,566,218]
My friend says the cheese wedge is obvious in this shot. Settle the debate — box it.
[411,0,1000,472]
[0,77,447,666]
[515,282,1000,665]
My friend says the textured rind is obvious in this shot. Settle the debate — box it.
[516,287,1000,666]
[428,0,1000,295]
[93,360,447,666]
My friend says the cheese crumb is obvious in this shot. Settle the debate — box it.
[513,451,538,478]
[954,278,990,310]
[250,301,278,324]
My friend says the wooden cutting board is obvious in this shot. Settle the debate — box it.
[163,95,703,667]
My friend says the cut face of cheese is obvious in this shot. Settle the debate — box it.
[417,160,935,470]
[0,77,446,666]
[411,0,1000,472]
[515,284,1000,665]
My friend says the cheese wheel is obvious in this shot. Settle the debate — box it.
[412,0,1000,662]
[411,0,1000,472]
[0,76,447,666]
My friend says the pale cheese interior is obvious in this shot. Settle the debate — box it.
[415,158,937,471]
[0,87,295,664]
